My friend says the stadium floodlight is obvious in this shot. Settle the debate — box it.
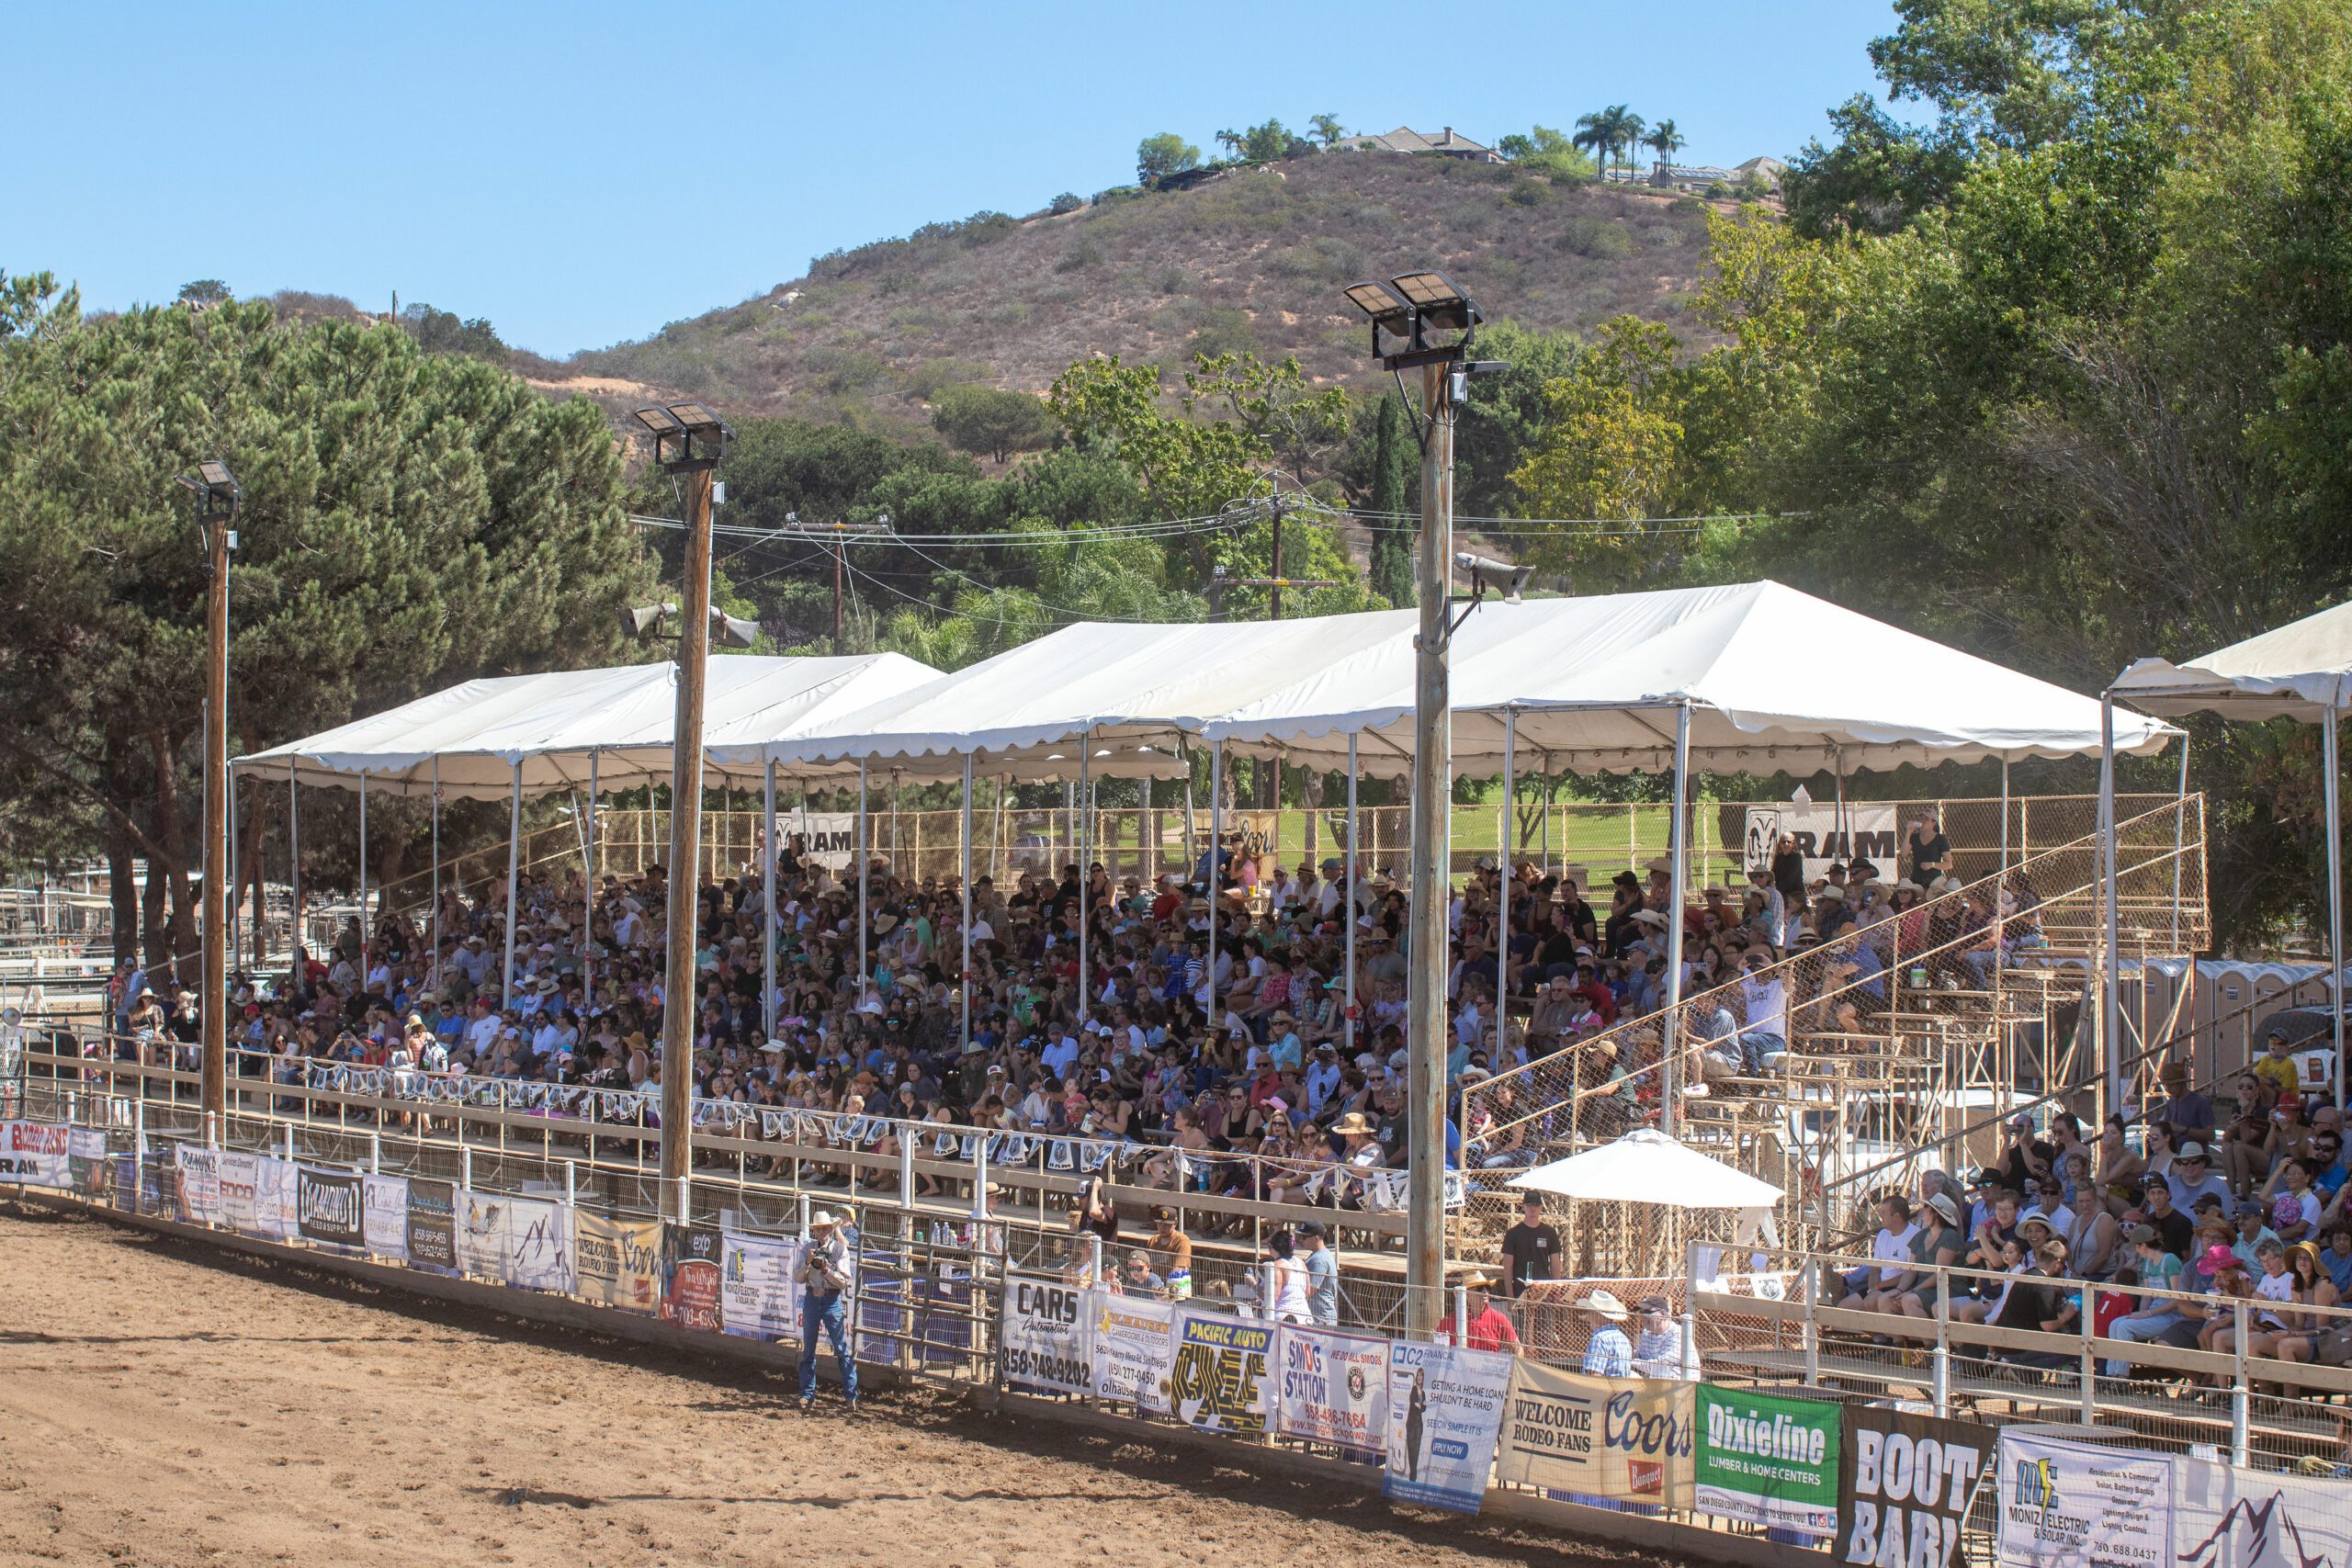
[1340,279,1417,360]
[1453,550,1532,605]
[633,401,729,470]
[1389,271,1480,333]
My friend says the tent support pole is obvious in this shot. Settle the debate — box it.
[1498,709,1514,1061]
[1345,733,1359,1055]
[356,770,368,987]
[288,757,300,994]
[583,749,596,1009]
[429,757,441,995]
[503,760,522,1006]
[1995,756,2010,1089]
[1660,701,1693,1135]
[2098,691,2121,1119]
[1079,733,1091,1025]
[857,759,869,1001]
[763,761,778,1042]
[960,754,974,1055]
[2328,703,2346,1111]
[2172,736,2188,951]
[1209,739,1223,1029]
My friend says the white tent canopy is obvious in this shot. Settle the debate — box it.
[232,653,941,799]
[1210,580,2174,774]
[1507,1129,1787,1209]
[2111,599,2352,721]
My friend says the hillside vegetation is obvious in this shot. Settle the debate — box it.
[556,153,1724,427]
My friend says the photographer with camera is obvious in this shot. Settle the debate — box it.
[797,1210,858,1414]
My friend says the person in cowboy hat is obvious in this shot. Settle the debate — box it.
[1578,1289,1634,1375]
[797,1210,858,1413]
[1438,1270,1520,1353]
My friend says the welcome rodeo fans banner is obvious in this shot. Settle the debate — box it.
[575,1211,663,1315]
[1837,1405,1990,1568]
[1272,1324,1387,1449]
[1384,1340,1512,1515]
[1494,1365,1692,1510]
[1693,1383,1842,1540]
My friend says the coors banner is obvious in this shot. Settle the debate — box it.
[1837,1406,1990,1568]
[295,1168,365,1248]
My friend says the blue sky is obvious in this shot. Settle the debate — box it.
[14,1,1897,356]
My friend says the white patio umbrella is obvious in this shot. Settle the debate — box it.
[1506,1128,1787,1210]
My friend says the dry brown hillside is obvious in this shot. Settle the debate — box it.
[556,152,1730,428]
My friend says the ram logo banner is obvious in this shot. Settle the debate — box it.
[1743,805,1898,882]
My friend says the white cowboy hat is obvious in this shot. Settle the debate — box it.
[1583,1288,1628,1321]
[808,1210,840,1229]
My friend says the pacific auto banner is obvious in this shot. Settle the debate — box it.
[1693,1383,1842,1538]
[1168,1308,1272,1437]
[1493,1363,1693,1510]
[717,1232,802,1340]
[1091,1292,1172,1414]
[362,1174,409,1262]
[1838,1405,1991,1568]
[1384,1340,1513,1516]
[575,1211,663,1315]
[1995,1432,2174,1568]
[0,1121,70,1188]
[1272,1324,1387,1449]
[1000,1275,1094,1395]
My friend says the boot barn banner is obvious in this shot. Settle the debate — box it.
[1995,1433,2173,1568]
[1168,1309,1272,1437]
[1272,1324,1387,1449]
[575,1212,664,1315]
[1384,1340,1513,1516]
[1091,1292,1172,1415]
[1493,1364,1693,1510]
[1743,805,1899,883]
[1838,1405,1992,1568]
[1001,1275,1094,1396]
[1693,1383,1842,1539]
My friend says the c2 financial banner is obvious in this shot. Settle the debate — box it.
[1838,1405,1991,1568]
[575,1212,663,1315]
[1001,1276,1094,1395]
[1693,1383,1842,1538]
[1996,1433,2174,1568]
[1091,1293,1172,1414]
[1384,1340,1513,1515]
[1168,1309,1272,1437]
[1493,1364,1693,1510]
[1272,1325,1387,1449]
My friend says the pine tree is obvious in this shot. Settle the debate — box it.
[1369,393,1417,607]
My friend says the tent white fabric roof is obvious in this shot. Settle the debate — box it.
[232,653,941,800]
[2110,599,2352,721]
[723,614,1416,782]
[1204,580,2175,775]
[1507,1129,1787,1209]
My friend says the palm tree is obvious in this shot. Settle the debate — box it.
[1646,118,1686,181]
[1214,128,1242,160]
[1615,111,1646,180]
[1309,113,1344,149]
[1576,105,1645,181]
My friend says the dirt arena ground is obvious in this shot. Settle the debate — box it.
[0,1204,1692,1568]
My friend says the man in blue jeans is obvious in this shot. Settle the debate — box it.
[797,1210,858,1413]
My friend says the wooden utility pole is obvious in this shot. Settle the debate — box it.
[181,461,240,1134]
[659,460,716,1212]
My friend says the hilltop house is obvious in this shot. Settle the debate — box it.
[1334,125,1502,163]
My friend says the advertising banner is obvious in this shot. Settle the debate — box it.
[362,1174,409,1262]
[455,1189,506,1279]
[781,809,856,872]
[111,1152,139,1213]
[0,1121,70,1188]
[1272,1324,1387,1449]
[1001,1275,1094,1395]
[575,1211,663,1314]
[1743,803,1899,882]
[294,1168,365,1247]
[2173,1453,2352,1568]
[502,1197,573,1293]
[68,1127,107,1196]
[663,1224,722,1332]
[1995,1433,2174,1568]
[1694,1383,1842,1537]
[1383,1340,1513,1515]
[1494,1363,1693,1509]
[173,1145,221,1224]
[1168,1308,1272,1437]
[1091,1292,1173,1414]
[219,1150,260,1234]
[1838,1406,1992,1568]
[405,1178,457,1273]
[253,1156,300,1241]
[718,1232,803,1341]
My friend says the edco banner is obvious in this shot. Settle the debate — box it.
[1001,1276,1093,1396]
[1838,1405,1991,1568]
[1694,1383,1841,1537]
[1272,1325,1386,1449]
[1091,1292,1173,1414]
[575,1211,663,1314]
[663,1225,722,1332]
[1168,1308,1272,1437]
[1384,1340,1513,1516]
[1493,1364,1692,1509]
[295,1167,365,1247]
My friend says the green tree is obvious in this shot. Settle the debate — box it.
[1214,128,1242,159]
[176,279,231,308]
[0,298,651,964]
[1367,393,1416,607]
[1645,118,1686,177]
[1309,113,1345,148]
[930,385,1057,462]
[1510,316,1688,585]
[1573,106,1644,177]
[1240,118,1296,163]
[1136,132,1201,185]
